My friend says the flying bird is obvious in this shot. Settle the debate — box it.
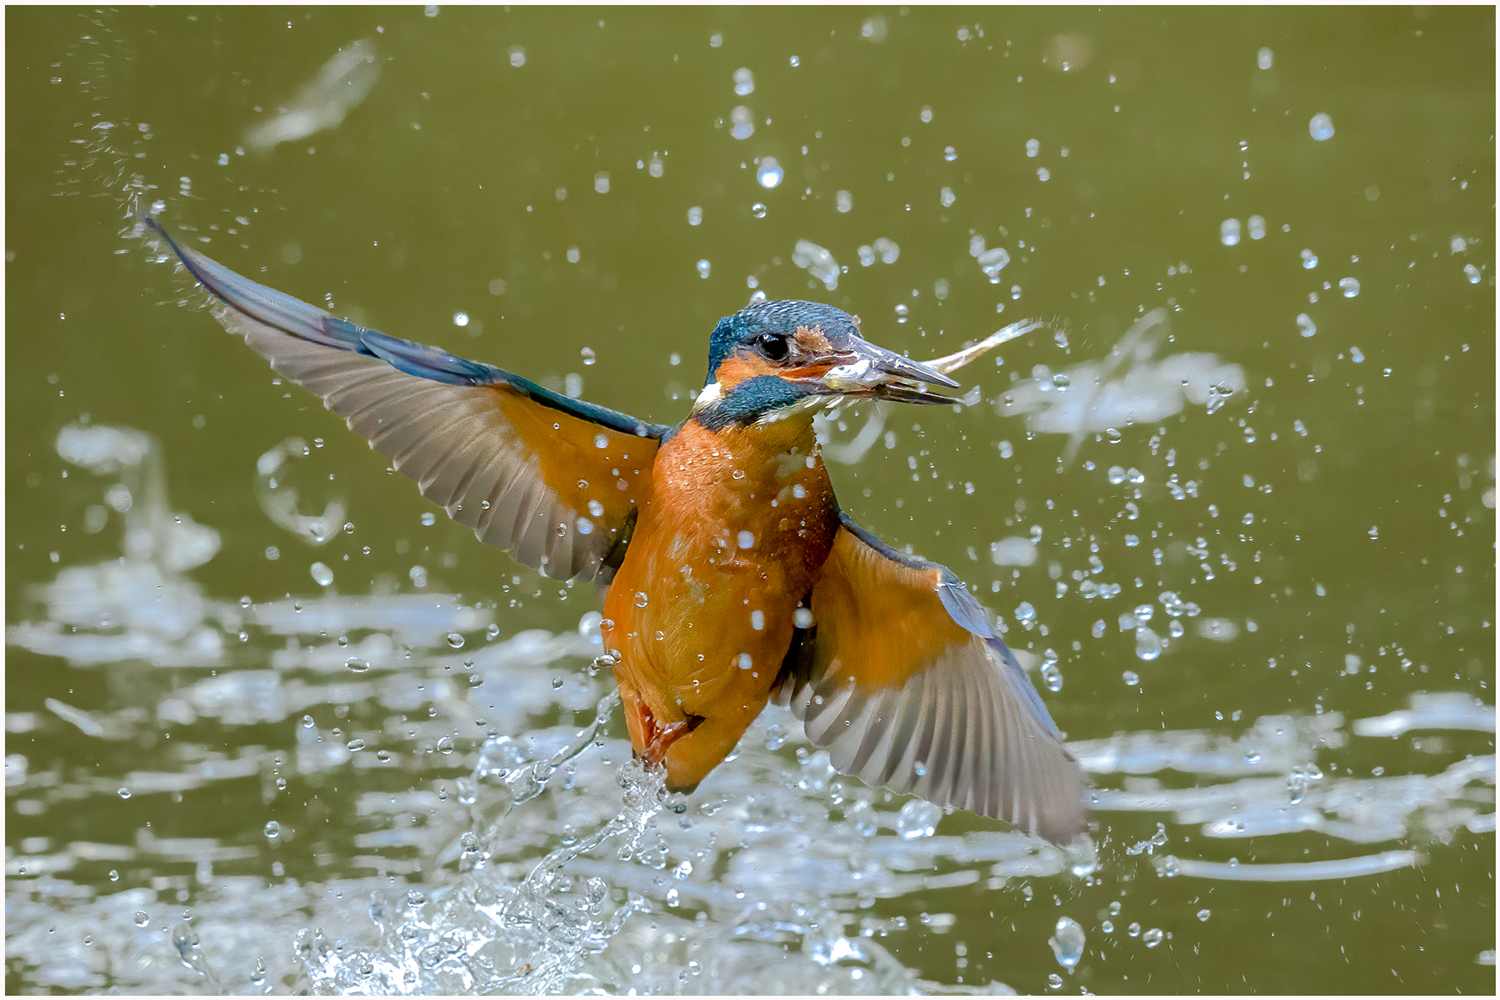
[147,218,1088,842]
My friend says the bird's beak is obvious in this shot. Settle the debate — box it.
[820,340,961,405]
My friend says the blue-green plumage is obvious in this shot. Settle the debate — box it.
[705,300,861,378]
[695,375,820,431]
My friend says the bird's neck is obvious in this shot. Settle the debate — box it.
[690,375,824,431]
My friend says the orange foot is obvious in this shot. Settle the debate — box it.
[622,691,703,777]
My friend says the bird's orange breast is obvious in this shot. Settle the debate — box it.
[602,416,839,790]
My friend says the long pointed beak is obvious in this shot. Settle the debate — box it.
[822,340,961,405]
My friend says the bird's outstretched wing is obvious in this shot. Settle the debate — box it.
[148,219,668,585]
[777,513,1088,842]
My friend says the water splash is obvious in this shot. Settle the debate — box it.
[993,310,1246,461]
[255,436,347,545]
[243,38,381,154]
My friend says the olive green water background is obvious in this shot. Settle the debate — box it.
[6,7,1494,994]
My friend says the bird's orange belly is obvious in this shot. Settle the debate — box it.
[600,423,838,790]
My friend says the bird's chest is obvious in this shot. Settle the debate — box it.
[603,419,838,712]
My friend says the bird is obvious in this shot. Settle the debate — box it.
[145,218,1088,843]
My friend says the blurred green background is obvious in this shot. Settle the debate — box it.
[7,7,1493,994]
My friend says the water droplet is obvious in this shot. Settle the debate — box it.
[794,607,814,629]
[977,246,1010,282]
[1049,916,1086,970]
[134,911,150,927]
[737,530,755,549]
[1122,670,1140,685]
[346,738,365,751]
[634,591,649,608]
[1220,218,1241,246]
[1309,112,1335,141]
[750,609,765,631]
[346,657,369,672]
[895,799,942,839]
[793,240,840,290]
[1041,661,1063,692]
[1300,248,1318,269]
[446,632,465,649]
[733,66,754,96]
[1247,215,1266,240]
[756,157,783,189]
[310,561,333,587]
[729,105,754,140]
[1257,47,1273,70]
[1339,277,1360,298]
[696,259,711,279]
[1143,927,1164,947]
[437,737,455,755]
[1464,263,1481,283]
[117,787,131,799]
[750,202,767,219]
[263,821,281,840]
[1025,138,1040,157]
[1135,626,1162,661]
[1296,313,1317,338]
[509,46,526,68]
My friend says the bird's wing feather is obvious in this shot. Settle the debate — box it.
[778,513,1087,842]
[150,219,667,585]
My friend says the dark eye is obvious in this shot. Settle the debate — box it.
[757,332,790,361]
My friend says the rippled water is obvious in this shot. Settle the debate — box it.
[8,7,1493,995]
[8,420,1492,992]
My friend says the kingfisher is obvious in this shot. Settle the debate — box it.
[146,218,1088,843]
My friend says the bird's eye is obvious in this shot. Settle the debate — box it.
[757,332,790,361]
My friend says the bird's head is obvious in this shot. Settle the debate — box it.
[692,300,959,428]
